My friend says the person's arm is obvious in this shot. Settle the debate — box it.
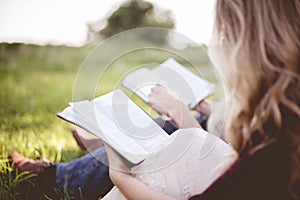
[148,85,201,129]
[105,144,176,200]
[110,168,176,200]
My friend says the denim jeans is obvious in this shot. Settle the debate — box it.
[56,147,113,199]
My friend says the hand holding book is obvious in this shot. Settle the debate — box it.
[149,84,201,129]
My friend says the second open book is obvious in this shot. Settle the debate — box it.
[122,58,215,109]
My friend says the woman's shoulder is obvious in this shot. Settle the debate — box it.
[190,142,292,200]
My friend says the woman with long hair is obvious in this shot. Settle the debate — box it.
[105,0,300,199]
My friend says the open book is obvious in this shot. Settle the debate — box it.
[57,90,169,164]
[122,58,215,109]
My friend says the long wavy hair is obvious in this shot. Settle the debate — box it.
[210,0,300,198]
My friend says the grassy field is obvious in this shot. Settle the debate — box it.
[0,42,219,199]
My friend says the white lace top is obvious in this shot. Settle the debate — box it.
[102,128,235,200]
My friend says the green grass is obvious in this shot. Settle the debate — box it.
[0,42,218,199]
[0,44,91,199]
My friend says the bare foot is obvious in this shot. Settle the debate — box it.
[8,152,51,174]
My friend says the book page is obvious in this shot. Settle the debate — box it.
[57,105,102,137]
[122,68,163,102]
[152,58,215,108]
[58,100,148,163]
[58,90,169,164]
[69,98,152,164]
[92,90,169,152]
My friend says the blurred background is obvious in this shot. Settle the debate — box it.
[0,0,216,199]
